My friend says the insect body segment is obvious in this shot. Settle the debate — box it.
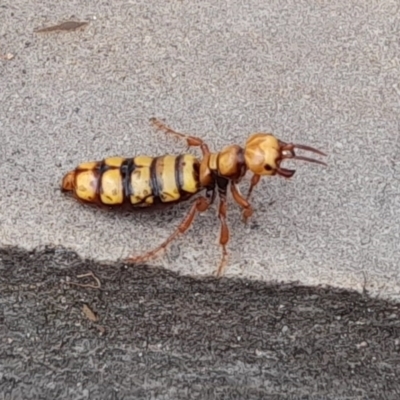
[62,118,327,277]
[61,154,201,208]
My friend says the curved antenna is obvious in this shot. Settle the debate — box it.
[293,144,327,157]
[291,155,327,166]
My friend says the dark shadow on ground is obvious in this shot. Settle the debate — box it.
[0,246,399,399]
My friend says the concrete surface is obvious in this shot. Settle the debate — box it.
[1,0,400,300]
[1,246,400,399]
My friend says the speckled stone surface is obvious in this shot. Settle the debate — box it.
[1,0,400,299]
[1,246,399,398]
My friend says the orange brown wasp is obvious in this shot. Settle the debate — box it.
[62,118,327,276]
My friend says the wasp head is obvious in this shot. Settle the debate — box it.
[244,133,327,178]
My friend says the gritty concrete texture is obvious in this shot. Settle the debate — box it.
[1,1,400,299]
[1,246,400,399]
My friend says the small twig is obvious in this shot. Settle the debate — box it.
[66,271,101,289]
[0,53,15,60]
[35,21,89,33]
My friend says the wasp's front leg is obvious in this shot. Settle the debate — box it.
[230,183,254,224]
[150,118,210,157]
[245,173,261,201]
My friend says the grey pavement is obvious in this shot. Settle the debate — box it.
[1,246,399,399]
[1,1,399,299]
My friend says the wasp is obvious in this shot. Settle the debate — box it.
[61,118,327,276]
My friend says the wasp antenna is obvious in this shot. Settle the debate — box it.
[292,156,328,166]
[293,144,327,157]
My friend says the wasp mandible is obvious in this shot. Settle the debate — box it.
[61,118,327,276]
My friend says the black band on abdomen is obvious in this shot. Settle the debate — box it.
[121,158,135,199]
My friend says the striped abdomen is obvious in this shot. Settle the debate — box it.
[61,154,202,207]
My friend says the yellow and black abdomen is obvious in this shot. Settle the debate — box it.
[61,154,201,208]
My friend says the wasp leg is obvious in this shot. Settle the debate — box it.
[215,186,230,278]
[125,195,211,265]
[231,183,254,224]
[246,173,261,201]
[150,117,210,156]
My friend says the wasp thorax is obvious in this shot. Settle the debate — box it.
[217,144,244,178]
[244,133,280,176]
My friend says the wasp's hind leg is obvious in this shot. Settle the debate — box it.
[125,195,211,265]
[150,118,210,156]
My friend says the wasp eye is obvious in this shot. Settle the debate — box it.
[264,164,273,171]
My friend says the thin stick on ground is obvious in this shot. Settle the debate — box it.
[66,271,101,290]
